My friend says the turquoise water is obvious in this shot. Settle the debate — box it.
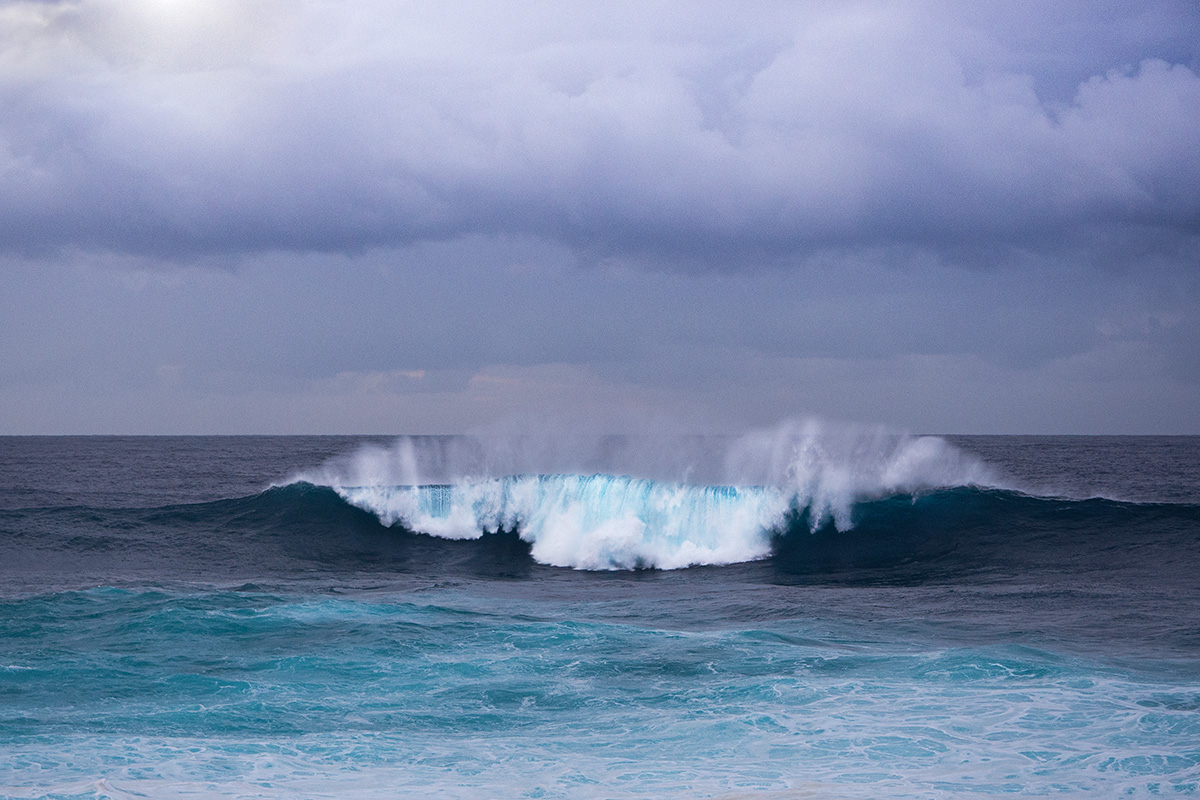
[1,434,1199,797]
[3,585,1199,798]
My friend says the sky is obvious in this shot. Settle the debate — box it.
[1,0,1198,435]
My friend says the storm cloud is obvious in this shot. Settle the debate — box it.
[1,1,1198,433]
[3,0,1198,264]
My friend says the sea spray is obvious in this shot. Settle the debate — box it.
[724,419,997,529]
[305,419,998,569]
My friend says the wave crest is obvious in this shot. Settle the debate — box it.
[302,419,999,570]
[725,419,995,529]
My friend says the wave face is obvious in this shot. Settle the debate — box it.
[302,420,1000,570]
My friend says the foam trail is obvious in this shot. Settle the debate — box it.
[300,418,999,570]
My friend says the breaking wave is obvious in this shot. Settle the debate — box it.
[336,476,782,570]
[297,419,1001,570]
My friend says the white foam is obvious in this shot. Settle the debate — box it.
[302,418,999,570]
[338,475,786,570]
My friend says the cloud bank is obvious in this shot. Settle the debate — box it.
[2,0,1197,267]
[2,1,1198,434]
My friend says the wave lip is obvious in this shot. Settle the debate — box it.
[338,474,789,570]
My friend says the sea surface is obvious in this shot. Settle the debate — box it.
[1,426,1199,798]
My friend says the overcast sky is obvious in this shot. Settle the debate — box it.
[2,0,1198,434]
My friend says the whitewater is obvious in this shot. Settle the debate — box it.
[301,420,998,570]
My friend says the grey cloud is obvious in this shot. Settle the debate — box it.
[2,228,1197,433]
[3,235,1190,385]
[1,0,1197,268]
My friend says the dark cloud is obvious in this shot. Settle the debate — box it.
[3,1,1198,434]
[1,0,1197,268]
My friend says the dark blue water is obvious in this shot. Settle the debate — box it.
[1,430,1198,798]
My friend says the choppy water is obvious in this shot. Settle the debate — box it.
[1,427,1198,798]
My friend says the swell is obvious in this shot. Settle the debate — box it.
[3,481,1198,582]
[0,484,537,584]
[772,487,1200,584]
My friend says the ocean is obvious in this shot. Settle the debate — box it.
[1,426,1198,798]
